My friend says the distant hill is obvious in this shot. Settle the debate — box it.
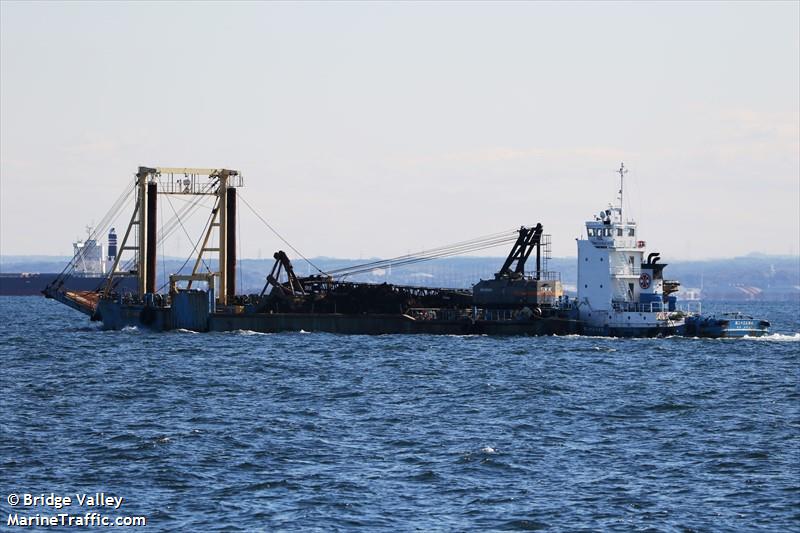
[2,254,798,302]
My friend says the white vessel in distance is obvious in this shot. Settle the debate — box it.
[576,164,694,336]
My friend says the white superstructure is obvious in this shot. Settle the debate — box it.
[576,164,686,336]
[72,226,106,275]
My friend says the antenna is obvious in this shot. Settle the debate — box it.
[616,162,628,219]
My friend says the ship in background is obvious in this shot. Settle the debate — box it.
[0,227,136,295]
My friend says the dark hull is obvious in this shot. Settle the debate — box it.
[0,274,137,296]
[74,297,770,339]
[210,312,581,336]
[583,325,686,338]
[94,299,581,335]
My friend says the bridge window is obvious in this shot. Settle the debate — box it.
[617,228,623,236]
[628,228,636,237]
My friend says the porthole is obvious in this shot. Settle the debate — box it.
[600,284,603,288]
[584,284,588,288]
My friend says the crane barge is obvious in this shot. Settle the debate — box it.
[43,166,579,335]
[43,164,769,337]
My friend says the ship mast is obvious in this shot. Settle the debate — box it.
[617,162,627,221]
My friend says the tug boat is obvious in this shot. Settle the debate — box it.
[575,164,693,337]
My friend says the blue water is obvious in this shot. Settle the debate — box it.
[1,297,798,531]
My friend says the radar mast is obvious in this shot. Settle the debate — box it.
[617,162,628,221]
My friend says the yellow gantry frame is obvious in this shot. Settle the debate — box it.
[102,166,241,304]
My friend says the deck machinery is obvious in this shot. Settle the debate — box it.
[256,250,474,315]
[44,165,578,335]
[473,223,563,312]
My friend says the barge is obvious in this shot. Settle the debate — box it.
[43,165,769,338]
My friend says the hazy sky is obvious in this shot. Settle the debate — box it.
[1,1,798,261]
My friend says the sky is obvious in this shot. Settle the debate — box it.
[1,1,798,262]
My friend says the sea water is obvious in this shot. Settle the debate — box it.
[1,297,798,531]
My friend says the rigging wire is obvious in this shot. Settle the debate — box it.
[324,229,519,277]
[92,189,138,293]
[326,233,516,273]
[117,179,215,274]
[155,180,215,248]
[237,190,520,280]
[332,235,518,279]
[155,197,218,294]
[58,173,525,296]
[90,181,135,244]
[162,188,213,273]
[53,180,135,285]
[238,192,326,274]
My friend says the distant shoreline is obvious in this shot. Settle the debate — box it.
[2,254,797,302]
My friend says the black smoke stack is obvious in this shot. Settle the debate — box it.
[107,228,117,267]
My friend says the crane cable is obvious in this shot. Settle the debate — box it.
[238,192,326,275]
[155,202,218,294]
[51,180,135,286]
[325,229,519,277]
[332,236,519,279]
[237,190,521,279]
[117,179,214,274]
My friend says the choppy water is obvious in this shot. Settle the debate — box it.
[1,297,798,531]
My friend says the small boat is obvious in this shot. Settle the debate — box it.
[684,312,771,338]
